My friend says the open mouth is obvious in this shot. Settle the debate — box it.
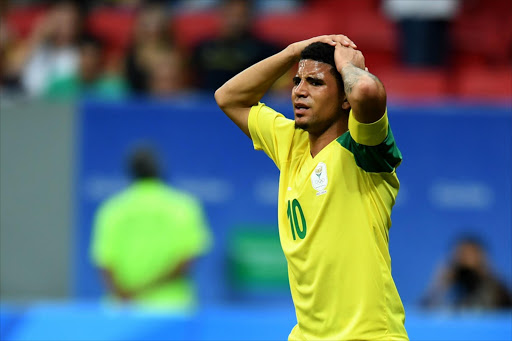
[294,103,310,115]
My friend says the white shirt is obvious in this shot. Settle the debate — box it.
[22,44,78,96]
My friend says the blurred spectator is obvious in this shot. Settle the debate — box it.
[0,0,21,92]
[9,0,85,96]
[382,0,460,67]
[421,235,512,310]
[146,47,188,97]
[90,146,212,310]
[96,0,172,10]
[97,0,144,9]
[191,0,279,90]
[124,3,183,95]
[171,0,301,12]
[44,34,127,100]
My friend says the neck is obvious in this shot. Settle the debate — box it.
[308,119,348,158]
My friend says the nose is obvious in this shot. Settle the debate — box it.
[293,80,308,98]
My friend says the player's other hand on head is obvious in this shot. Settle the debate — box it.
[334,43,365,71]
[287,34,357,60]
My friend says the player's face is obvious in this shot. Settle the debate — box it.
[292,59,344,134]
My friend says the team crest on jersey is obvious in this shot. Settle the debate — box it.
[311,162,328,196]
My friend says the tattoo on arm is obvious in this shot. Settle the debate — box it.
[341,63,379,95]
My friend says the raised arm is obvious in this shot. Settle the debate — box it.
[334,43,386,124]
[214,35,357,138]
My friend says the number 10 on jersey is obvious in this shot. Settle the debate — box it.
[287,199,307,240]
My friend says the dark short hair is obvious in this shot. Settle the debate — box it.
[128,147,160,180]
[455,234,487,252]
[300,42,343,89]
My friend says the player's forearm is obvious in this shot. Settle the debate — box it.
[215,47,298,109]
[339,63,386,123]
[147,260,191,289]
[117,260,191,299]
[101,269,133,300]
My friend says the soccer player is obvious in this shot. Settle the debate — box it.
[215,34,408,340]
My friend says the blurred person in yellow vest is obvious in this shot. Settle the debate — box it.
[90,146,212,311]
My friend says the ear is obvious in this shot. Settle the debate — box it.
[341,97,351,110]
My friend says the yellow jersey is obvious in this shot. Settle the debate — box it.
[248,103,408,340]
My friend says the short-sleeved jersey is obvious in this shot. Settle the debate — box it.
[248,103,408,340]
[90,179,212,309]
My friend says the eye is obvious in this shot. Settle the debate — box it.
[292,77,300,86]
[311,79,324,86]
[306,77,324,86]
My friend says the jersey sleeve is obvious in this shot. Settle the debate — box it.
[248,102,296,169]
[349,108,390,147]
[338,109,402,173]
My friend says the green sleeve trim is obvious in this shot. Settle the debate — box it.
[336,126,402,173]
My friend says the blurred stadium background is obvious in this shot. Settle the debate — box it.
[1,0,511,340]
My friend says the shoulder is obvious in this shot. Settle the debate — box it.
[94,188,130,223]
[249,102,290,122]
[164,186,203,210]
[248,102,297,137]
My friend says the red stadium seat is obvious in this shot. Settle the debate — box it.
[451,0,512,67]
[171,11,221,51]
[308,0,400,71]
[336,12,399,71]
[454,66,512,99]
[307,0,381,14]
[253,9,331,47]
[85,8,136,68]
[5,5,47,38]
[86,8,136,53]
[377,68,448,99]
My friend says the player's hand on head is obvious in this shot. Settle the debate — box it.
[326,34,357,49]
[287,34,357,60]
[334,43,365,72]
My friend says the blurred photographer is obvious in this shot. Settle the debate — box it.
[422,235,512,310]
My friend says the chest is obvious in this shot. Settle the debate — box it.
[278,145,370,246]
[283,145,358,201]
